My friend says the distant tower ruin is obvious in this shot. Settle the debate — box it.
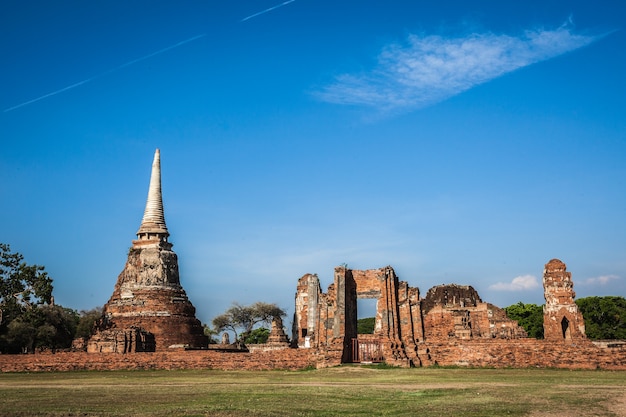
[542,259,586,341]
[88,149,208,353]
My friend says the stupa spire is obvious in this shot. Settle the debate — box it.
[137,149,169,240]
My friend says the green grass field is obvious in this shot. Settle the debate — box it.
[1,366,625,416]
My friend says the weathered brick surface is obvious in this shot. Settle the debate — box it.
[421,285,526,340]
[2,341,624,372]
[293,267,526,366]
[0,348,319,372]
[543,259,586,341]
[423,339,626,370]
[89,241,208,352]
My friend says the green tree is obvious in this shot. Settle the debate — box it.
[244,327,270,344]
[75,307,103,339]
[1,244,56,353]
[576,296,626,340]
[34,305,79,350]
[212,302,286,343]
[2,305,78,353]
[504,302,544,339]
[0,243,53,328]
[4,318,36,353]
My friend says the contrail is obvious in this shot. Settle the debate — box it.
[241,0,296,22]
[4,33,206,113]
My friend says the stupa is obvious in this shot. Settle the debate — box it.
[88,149,208,353]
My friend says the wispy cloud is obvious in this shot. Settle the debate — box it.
[489,274,540,291]
[241,0,296,22]
[314,23,603,113]
[584,274,619,286]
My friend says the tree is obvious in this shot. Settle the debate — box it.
[202,324,220,344]
[212,302,286,343]
[0,243,53,327]
[33,305,79,350]
[576,296,626,340]
[1,244,56,353]
[1,305,78,353]
[75,307,104,339]
[504,302,544,339]
[244,327,270,344]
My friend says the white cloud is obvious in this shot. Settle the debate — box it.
[489,274,540,291]
[585,274,619,286]
[314,23,602,113]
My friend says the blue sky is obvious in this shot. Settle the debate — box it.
[1,1,625,325]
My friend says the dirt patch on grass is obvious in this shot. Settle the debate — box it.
[606,390,626,416]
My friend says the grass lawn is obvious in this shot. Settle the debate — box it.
[0,366,625,416]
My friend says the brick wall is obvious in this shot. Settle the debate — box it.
[0,348,319,373]
[423,339,626,370]
[1,341,625,372]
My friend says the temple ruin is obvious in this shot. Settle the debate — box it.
[291,259,598,366]
[70,149,623,370]
[543,259,586,341]
[292,266,527,366]
[88,149,208,353]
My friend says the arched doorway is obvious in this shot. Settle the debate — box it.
[561,317,571,340]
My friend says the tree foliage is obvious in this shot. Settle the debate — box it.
[576,296,626,340]
[75,307,103,339]
[244,327,270,344]
[202,324,223,344]
[1,244,59,352]
[504,302,544,339]
[505,297,626,340]
[0,243,53,327]
[1,305,78,353]
[0,244,85,353]
[212,302,285,343]
[357,317,375,334]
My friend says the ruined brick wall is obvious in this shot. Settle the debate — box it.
[421,305,458,339]
[292,266,421,366]
[292,274,321,348]
[290,262,617,368]
[333,267,355,363]
[0,349,319,372]
[292,267,526,367]
[421,284,481,313]
[1,342,624,371]
[424,339,626,370]
[421,285,526,341]
[543,259,586,341]
[331,267,415,365]
[397,282,421,361]
[86,328,154,353]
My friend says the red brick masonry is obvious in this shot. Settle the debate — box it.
[424,339,626,370]
[1,340,624,372]
[0,348,318,372]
